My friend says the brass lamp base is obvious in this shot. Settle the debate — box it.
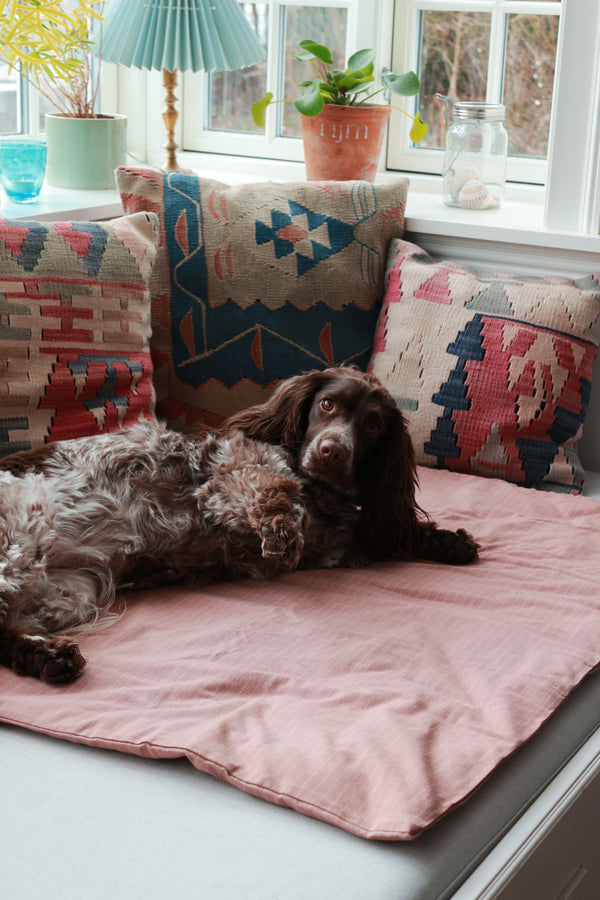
[162,68,183,173]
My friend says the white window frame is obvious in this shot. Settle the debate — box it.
[181,0,381,163]
[103,0,600,237]
[543,0,600,233]
[385,0,600,233]
[387,0,561,185]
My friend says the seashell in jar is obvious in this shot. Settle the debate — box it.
[457,178,499,209]
[447,166,481,199]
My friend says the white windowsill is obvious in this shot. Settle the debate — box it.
[3,183,123,222]
[5,156,600,271]
[405,186,600,254]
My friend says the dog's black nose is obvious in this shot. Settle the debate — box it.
[319,439,347,465]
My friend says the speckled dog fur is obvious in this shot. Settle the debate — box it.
[0,422,314,682]
[0,367,479,684]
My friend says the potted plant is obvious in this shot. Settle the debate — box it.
[0,0,126,189]
[252,40,427,182]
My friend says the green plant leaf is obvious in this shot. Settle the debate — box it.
[294,81,325,117]
[320,83,338,97]
[410,112,427,142]
[346,62,374,79]
[337,72,373,92]
[297,40,333,65]
[327,70,341,91]
[383,70,421,97]
[342,84,372,97]
[335,74,360,92]
[251,92,273,128]
[347,48,375,71]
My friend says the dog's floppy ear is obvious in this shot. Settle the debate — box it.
[357,405,420,560]
[226,370,332,447]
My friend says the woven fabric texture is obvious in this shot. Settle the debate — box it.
[369,239,600,492]
[117,167,407,430]
[0,213,159,458]
[3,468,600,840]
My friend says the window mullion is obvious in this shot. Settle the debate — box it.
[486,7,506,103]
[265,1,284,143]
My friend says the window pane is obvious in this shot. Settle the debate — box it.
[281,6,347,138]
[418,11,490,151]
[38,92,53,133]
[504,14,558,158]
[208,3,268,134]
[0,63,19,134]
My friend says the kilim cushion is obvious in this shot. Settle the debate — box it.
[0,212,159,458]
[116,167,408,429]
[369,238,600,493]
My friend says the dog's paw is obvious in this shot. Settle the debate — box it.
[420,526,480,565]
[14,635,86,684]
[260,505,306,568]
[447,528,480,564]
[249,476,307,568]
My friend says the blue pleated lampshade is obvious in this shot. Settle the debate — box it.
[101,0,265,73]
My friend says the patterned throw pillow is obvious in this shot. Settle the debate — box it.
[117,167,408,429]
[369,239,600,493]
[0,212,159,458]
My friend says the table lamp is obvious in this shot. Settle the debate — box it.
[101,0,265,171]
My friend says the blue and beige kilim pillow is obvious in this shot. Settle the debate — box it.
[117,167,408,429]
[0,212,159,458]
[369,239,600,493]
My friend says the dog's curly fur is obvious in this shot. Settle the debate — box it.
[0,367,478,684]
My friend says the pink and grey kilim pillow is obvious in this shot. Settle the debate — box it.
[117,167,408,430]
[0,212,159,458]
[369,239,600,492]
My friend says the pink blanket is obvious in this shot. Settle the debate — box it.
[2,468,600,840]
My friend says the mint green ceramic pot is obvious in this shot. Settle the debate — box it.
[45,113,127,189]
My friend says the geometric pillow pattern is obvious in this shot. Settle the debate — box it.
[0,212,159,458]
[369,239,600,492]
[117,167,408,430]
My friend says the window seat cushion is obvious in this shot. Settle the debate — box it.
[3,465,600,841]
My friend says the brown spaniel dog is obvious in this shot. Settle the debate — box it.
[0,367,477,684]
[227,366,478,567]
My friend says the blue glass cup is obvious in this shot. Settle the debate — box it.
[0,138,47,202]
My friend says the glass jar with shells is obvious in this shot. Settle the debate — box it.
[438,98,508,210]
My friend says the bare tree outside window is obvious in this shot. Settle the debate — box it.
[504,14,558,158]
[208,3,268,134]
[418,12,490,151]
[208,4,347,139]
[416,10,558,160]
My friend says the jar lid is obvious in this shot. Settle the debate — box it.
[453,102,505,122]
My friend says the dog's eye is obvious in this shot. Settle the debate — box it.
[320,398,335,412]
[364,420,382,436]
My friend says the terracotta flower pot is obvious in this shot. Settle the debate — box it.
[301,104,392,182]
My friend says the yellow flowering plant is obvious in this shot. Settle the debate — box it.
[0,0,105,117]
